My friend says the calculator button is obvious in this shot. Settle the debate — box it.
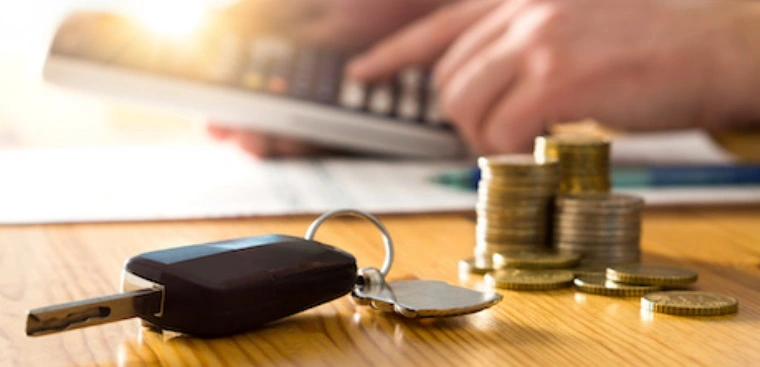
[314,51,344,104]
[265,51,293,95]
[397,92,421,121]
[399,67,423,89]
[290,48,318,99]
[425,86,446,125]
[368,82,395,115]
[339,79,367,109]
[396,68,423,120]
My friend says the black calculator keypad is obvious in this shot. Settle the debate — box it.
[50,13,449,127]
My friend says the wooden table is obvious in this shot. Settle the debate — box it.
[1,207,759,366]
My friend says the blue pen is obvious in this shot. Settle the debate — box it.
[430,165,760,190]
[613,165,760,187]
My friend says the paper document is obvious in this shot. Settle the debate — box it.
[0,145,476,224]
[611,129,735,165]
[0,137,758,224]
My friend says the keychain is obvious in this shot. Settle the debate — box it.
[26,209,502,338]
[308,209,502,318]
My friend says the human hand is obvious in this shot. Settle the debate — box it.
[349,0,760,154]
[206,125,336,157]
[212,0,454,157]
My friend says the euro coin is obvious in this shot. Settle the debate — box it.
[641,291,738,316]
[459,257,493,275]
[485,269,575,291]
[556,193,644,209]
[493,251,580,269]
[574,274,661,297]
[607,264,698,286]
[534,135,611,194]
[472,154,560,268]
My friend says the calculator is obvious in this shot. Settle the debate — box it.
[44,11,465,158]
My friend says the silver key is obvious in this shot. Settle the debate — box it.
[351,267,502,318]
[26,288,162,336]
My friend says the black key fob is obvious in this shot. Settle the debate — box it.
[123,234,357,337]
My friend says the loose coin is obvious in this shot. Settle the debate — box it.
[493,251,580,269]
[574,275,661,297]
[641,291,738,316]
[485,269,575,291]
[571,265,608,277]
[458,257,493,275]
[607,264,698,286]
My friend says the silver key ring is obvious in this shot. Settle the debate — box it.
[305,209,394,277]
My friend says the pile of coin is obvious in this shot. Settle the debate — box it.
[473,155,560,269]
[554,193,644,268]
[534,135,611,194]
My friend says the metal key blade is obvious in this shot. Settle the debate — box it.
[26,288,162,336]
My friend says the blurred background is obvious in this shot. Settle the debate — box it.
[0,0,234,150]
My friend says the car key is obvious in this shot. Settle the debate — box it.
[27,234,357,337]
[27,209,502,338]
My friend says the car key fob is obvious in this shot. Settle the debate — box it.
[120,234,358,337]
[27,209,500,339]
[123,234,357,337]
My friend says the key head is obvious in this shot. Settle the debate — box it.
[352,268,502,319]
[124,234,356,337]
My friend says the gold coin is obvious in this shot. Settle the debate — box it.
[493,251,580,269]
[555,207,641,217]
[556,193,645,209]
[477,219,547,231]
[458,257,493,275]
[571,265,608,277]
[607,264,698,286]
[479,154,559,169]
[481,173,560,183]
[554,217,641,230]
[485,269,575,291]
[476,201,551,212]
[478,213,549,224]
[574,275,661,297]
[641,291,738,316]
[535,135,610,151]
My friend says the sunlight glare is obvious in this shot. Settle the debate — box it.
[138,0,208,37]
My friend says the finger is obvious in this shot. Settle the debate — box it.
[440,34,520,150]
[346,0,501,81]
[229,131,273,157]
[481,80,548,153]
[434,0,526,89]
[206,124,235,140]
[270,136,333,157]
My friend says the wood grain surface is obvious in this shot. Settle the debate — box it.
[1,209,759,366]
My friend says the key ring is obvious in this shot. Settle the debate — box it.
[305,209,394,277]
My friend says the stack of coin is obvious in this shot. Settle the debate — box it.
[474,155,560,268]
[553,193,644,267]
[534,135,611,194]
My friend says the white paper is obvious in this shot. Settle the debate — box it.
[611,129,736,165]
[0,145,477,224]
[0,142,758,224]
